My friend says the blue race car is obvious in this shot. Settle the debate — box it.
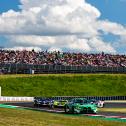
[34,97,53,107]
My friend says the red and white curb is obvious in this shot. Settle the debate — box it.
[26,107,126,120]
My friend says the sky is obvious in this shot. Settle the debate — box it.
[0,0,126,54]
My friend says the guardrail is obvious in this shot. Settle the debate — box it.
[0,97,34,102]
[35,96,126,101]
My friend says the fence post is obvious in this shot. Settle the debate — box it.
[0,86,1,96]
[16,63,17,74]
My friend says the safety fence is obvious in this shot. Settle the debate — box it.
[35,96,126,101]
[0,97,34,102]
[0,64,126,74]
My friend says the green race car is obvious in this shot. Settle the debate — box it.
[64,98,97,114]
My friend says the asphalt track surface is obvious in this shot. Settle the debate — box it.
[6,101,126,108]
[5,102,126,117]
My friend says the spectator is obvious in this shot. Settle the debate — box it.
[0,49,125,67]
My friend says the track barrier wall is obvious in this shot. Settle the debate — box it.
[0,64,126,74]
[0,96,126,102]
[0,97,34,102]
[35,96,126,101]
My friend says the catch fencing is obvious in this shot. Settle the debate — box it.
[0,64,126,74]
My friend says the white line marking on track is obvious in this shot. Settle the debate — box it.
[84,114,126,120]
[120,118,126,120]
[85,114,103,117]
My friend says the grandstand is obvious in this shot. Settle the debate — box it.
[0,49,126,74]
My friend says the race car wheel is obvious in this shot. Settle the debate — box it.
[83,107,87,113]
[64,105,70,113]
[87,107,92,113]
[97,103,104,108]
[49,104,54,109]
[34,104,39,107]
[71,106,75,114]
[34,104,37,107]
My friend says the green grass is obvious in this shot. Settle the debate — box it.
[0,74,126,96]
[0,108,126,126]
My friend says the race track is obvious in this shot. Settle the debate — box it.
[5,102,126,117]
[6,101,126,108]
[105,101,126,108]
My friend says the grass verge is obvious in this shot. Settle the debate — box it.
[0,108,126,126]
[0,74,126,96]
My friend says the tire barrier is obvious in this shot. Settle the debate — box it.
[0,97,34,102]
[35,96,126,101]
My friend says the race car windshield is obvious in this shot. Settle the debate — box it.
[75,100,84,103]
[91,99,96,102]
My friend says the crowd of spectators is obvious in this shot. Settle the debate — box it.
[0,49,126,67]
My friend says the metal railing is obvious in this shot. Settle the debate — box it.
[0,64,126,74]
